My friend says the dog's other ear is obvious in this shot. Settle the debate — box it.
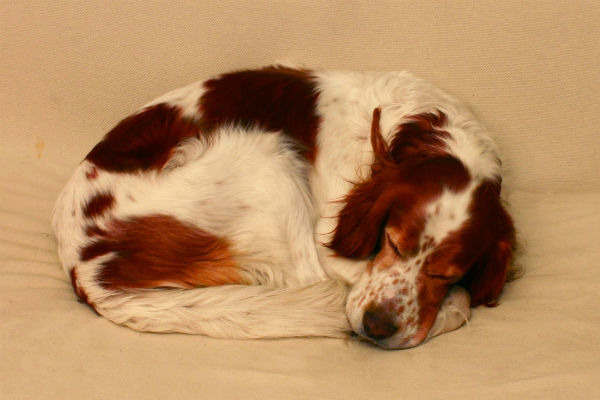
[460,183,516,307]
[462,237,514,307]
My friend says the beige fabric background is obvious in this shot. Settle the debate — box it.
[1,1,599,399]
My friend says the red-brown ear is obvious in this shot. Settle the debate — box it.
[460,197,515,307]
[326,108,399,258]
[327,179,395,259]
[462,239,514,307]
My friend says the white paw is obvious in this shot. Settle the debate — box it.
[426,286,471,341]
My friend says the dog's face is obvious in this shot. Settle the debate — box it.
[329,109,515,349]
[343,179,514,349]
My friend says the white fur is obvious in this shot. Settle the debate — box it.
[422,183,475,246]
[53,69,502,344]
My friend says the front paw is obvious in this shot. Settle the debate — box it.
[426,286,471,341]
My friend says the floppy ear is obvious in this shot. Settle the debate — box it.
[461,201,516,307]
[462,239,514,307]
[327,179,396,258]
[326,108,396,258]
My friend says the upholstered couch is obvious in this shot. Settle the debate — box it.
[2,2,598,398]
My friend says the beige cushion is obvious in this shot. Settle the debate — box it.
[2,1,599,398]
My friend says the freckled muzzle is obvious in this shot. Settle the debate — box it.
[344,258,422,348]
[347,284,471,349]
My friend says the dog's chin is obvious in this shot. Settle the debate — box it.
[368,332,429,350]
[349,319,429,350]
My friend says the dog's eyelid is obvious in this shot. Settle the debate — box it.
[425,262,461,282]
[386,232,419,261]
[386,232,406,260]
[425,271,459,283]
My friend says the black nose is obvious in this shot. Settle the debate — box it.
[362,307,398,341]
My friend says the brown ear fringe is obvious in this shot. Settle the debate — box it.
[370,107,389,162]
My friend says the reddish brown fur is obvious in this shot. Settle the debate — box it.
[69,268,99,315]
[69,268,89,303]
[85,67,319,174]
[199,66,321,161]
[85,224,105,237]
[388,111,450,162]
[385,212,425,261]
[452,181,515,306]
[85,104,199,172]
[80,215,243,289]
[370,108,387,164]
[83,192,115,218]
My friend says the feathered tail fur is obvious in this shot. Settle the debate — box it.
[90,280,350,338]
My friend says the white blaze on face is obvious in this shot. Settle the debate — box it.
[422,184,474,246]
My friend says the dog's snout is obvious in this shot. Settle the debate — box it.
[362,306,398,341]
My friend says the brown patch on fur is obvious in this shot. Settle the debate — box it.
[198,65,320,161]
[80,215,243,289]
[389,111,451,162]
[69,268,99,315]
[85,104,199,172]
[85,224,105,237]
[83,192,115,218]
[453,181,515,306]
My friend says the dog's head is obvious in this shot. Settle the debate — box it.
[328,108,515,349]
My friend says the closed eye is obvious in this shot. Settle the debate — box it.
[386,232,407,260]
[426,271,460,283]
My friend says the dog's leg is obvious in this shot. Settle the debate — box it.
[317,245,369,285]
[280,173,329,285]
[259,170,329,285]
[170,129,329,287]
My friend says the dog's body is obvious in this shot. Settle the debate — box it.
[53,66,514,349]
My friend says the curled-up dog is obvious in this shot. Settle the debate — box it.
[53,66,515,349]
